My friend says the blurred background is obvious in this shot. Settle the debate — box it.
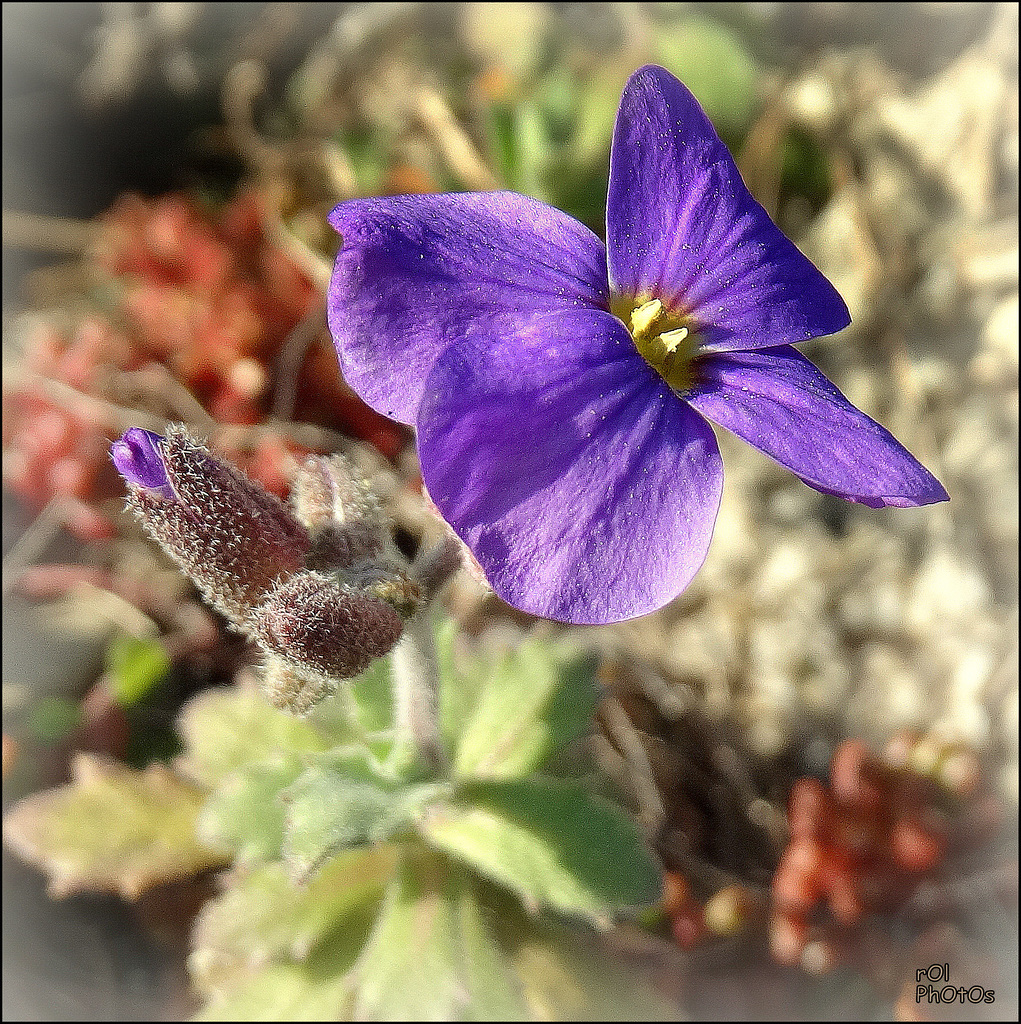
[3,3,1017,1019]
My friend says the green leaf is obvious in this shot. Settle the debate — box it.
[26,695,82,743]
[346,656,395,736]
[436,617,476,755]
[198,756,305,864]
[105,632,171,706]
[175,686,332,789]
[420,778,662,925]
[300,654,394,750]
[484,100,520,188]
[352,852,527,1021]
[453,638,600,780]
[2,753,225,898]
[779,125,833,213]
[570,65,630,162]
[512,101,553,200]
[282,752,449,880]
[453,873,530,1020]
[190,847,396,997]
[194,959,355,1022]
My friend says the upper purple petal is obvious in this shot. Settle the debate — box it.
[111,428,175,498]
[328,191,608,425]
[685,346,949,508]
[415,306,724,624]
[606,65,850,351]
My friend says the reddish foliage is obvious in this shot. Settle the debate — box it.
[658,732,999,1006]
[4,189,407,536]
[769,736,983,973]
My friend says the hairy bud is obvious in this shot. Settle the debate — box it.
[118,426,310,626]
[259,651,338,717]
[291,455,395,571]
[113,425,427,715]
[253,571,405,680]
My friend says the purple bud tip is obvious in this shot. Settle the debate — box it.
[111,428,174,497]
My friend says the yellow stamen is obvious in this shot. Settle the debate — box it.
[614,294,700,394]
[630,298,664,338]
[659,326,689,353]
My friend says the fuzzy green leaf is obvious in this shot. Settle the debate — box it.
[419,778,662,925]
[2,753,225,899]
[453,638,600,780]
[509,923,683,1021]
[436,617,476,755]
[347,656,395,735]
[198,756,305,863]
[175,686,333,789]
[193,960,355,1022]
[303,655,394,749]
[190,847,396,997]
[352,854,527,1021]
[282,753,448,880]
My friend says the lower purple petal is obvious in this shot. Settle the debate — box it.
[416,307,724,624]
[328,192,608,425]
[685,346,949,507]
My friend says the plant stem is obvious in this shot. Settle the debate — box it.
[388,532,463,772]
[390,609,445,772]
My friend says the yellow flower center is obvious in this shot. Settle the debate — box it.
[612,295,700,394]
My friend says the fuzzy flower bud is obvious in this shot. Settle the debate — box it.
[113,425,425,715]
[290,454,395,571]
[253,571,405,682]
[259,652,336,717]
[116,425,311,626]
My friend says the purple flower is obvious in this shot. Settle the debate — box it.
[327,65,948,625]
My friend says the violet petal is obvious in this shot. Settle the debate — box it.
[416,306,724,623]
[607,65,850,351]
[685,346,950,507]
[328,191,609,424]
[111,428,174,498]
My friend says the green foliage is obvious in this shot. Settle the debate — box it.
[475,74,612,232]
[420,778,662,925]
[447,632,600,780]
[779,125,834,215]
[105,632,171,706]
[351,854,528,1021]
[1,753,225,898]
[654,17,760,146]
[281,751,449,880]
[192,848,678,1022]
[463,13,759,232]
[507,919,681,1021]
[198,755,305,864]
[4,619,671,1019]
[190,848,397,998]
[176,685,337,789]
[25,695,82,742]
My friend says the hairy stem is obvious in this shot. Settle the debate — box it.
[390,610,444,772]
[388,532,463,772]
